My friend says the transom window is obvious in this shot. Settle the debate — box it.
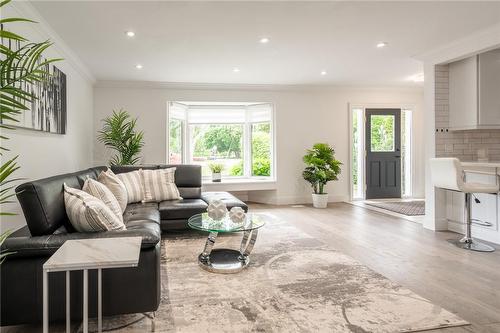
[168,102,274,179]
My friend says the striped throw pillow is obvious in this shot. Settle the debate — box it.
[82,178,123,223]
[97,169,128,212]
[116,170,144,204]
[64,184,126,232]
[141,168,181,202]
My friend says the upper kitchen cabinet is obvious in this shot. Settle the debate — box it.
[449,48,500,130]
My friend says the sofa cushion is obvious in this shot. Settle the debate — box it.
[64,184,126,232]
[117,170,144,204]
[141,168,181,202]
[82,178,123,222]
[158,164,202,187]
[201,191,248,212]
[98,169,128,212]
[124,202,160,225]
[16,173,81,236]
[159,199,208,220]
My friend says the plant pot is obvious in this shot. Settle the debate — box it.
[212,172,221,182]
[312,193,328,208]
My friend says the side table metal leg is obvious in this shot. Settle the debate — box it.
[83,269,88,333]
[43,269,48,333]
[66,271,70,333]
[98,268,102,333]
[200,232,218,263]
[242,229,259,257]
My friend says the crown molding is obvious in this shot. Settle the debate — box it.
[94,80,423,93]
[416,22,500,65]
[9,1,95,83]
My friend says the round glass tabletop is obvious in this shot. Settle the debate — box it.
[188,212,266,233]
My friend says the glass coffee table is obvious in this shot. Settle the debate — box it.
[188,212,266,274]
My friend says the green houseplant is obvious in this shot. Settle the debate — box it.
[302,143,342,208]
[0,0,61,261]
[97,109,145,166]
[208,163,224,182]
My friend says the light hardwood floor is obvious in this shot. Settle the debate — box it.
[3,202,499,332]
[249,202,500,333]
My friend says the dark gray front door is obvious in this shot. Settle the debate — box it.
[365,109,401,199]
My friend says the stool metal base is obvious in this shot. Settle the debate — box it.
[198,249,249,274]
[448,238,495,252]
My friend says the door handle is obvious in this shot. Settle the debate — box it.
[395,155,401,158]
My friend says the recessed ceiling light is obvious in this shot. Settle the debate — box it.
[376,42,388,48]
[233,67,240,73]
[320,71,327,76]
[259,37,270,44]
[126,31,135,37]
[135,64,143,69]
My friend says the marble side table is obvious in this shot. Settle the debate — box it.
[43,237,142,333]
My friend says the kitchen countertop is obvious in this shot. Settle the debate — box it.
[461,161,500,168]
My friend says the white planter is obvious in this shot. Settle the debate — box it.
[212,172,221,182]
[312,193,328,208]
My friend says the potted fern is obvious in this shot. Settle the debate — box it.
[302,143,342,208]
[97,109,145,165]
[208,163,224,182]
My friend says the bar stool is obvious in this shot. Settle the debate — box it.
[430,157,498,252]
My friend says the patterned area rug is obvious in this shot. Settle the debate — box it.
[83,214,466,332]
[365,201,425,216]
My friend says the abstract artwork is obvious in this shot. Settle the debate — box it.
[1,38,67,134]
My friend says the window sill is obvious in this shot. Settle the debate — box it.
[202,178,277,191]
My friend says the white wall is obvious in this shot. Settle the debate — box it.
[0,3,95,231]
[94,82,424,205]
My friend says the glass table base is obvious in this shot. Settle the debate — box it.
[198,249,250,274]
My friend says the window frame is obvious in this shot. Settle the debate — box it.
[167,102,275,181]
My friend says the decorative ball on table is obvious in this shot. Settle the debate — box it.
[229,206,246,224]
[207,199,227,220]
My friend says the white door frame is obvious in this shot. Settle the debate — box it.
[348,103,416,201]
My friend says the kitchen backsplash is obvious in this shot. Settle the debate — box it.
[435,64,500,161]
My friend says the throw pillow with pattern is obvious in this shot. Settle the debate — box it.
[64,184,126,232]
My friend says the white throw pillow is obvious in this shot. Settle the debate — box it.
[83,178,123,223]
[97,169,128,212]
[116,170,144,204]
[141,168,181,202]
[64,184,126,232]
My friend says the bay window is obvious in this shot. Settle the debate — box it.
[168,102,274,180]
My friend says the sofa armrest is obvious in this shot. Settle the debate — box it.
[1,222,161,260]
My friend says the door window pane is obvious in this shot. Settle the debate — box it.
[251,123,271,177]
[370,115,395,152]
[169,119,183,164]
[190,124,243,177]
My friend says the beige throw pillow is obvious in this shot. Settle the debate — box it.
[98,169,128,212]
[64,184,126,232]
[83,178,123,223]
[141,168,181,202]
[116,170,144,204]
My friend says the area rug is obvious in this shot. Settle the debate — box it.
[86,214,466,332]
[365,200,425,216]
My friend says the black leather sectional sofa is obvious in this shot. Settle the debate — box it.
[0,164,247,326]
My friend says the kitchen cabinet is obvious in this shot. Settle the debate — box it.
[448,48,500,130]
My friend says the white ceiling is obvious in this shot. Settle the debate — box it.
[31,1,500,86]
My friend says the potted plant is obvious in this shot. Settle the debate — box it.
[302,143,342,208]
[97,109,145,165]
[209,163,224,182]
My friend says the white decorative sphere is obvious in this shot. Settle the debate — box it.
[229,206,246,224]
[207,200,227,220]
